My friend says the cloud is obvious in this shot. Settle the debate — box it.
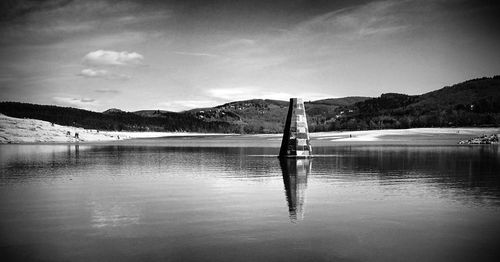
[82,50,144,66]
[78,31,164,48]
[79,68,108,77]
[159,100,219,111]
[217,38,256,49]
[209,86,334,102]
[0,0,72,21]
[78,68,130,80]
[174,51,219,58]
[53,96,97,109]
[292,0,418,40]
[95,89,120,94]
[0,0,170,47]
[209,87,291,101]
[80,98,95,103]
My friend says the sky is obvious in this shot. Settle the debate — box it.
[0,0,499,112]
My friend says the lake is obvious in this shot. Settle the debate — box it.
[1,136,499,261]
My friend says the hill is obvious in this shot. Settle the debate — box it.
[132,110,174,117]
[183,77,499,132]
[312,96,370,106]
[186,99,289,133]
[185,97,370,133]
[0,102,237,133]
[328,76,500,130]
[103,108,125,114]
[0,76,498,133]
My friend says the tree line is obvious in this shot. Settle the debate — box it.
[0,102,238,133]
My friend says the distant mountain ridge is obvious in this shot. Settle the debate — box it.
[0,76,498,133]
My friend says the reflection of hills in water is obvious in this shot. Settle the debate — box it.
[2,145,499,206]
[280,158,311,221]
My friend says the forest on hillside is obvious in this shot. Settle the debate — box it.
[0,102,238,133]
[1,76,499,133]
[320,77,500,131]
[186,77,499,133]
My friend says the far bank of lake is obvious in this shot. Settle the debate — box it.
[2,113,499,145]
[0,136,499,261]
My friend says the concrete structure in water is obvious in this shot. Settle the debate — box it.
[279,98,312,158]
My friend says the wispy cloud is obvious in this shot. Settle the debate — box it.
[53,96,97,109]
[0,1,169,46]
[0,0,72,21]
[83,50,144,66]
[79,68,108,77]
[173,51,219,58]
[78,68,130,80]
[95,89,120,94]
[159,100,219,111]
[79,50,142,81]
[293,0,413,40]
[78,31,164,48]
[217,38,256,49]
[209,87,291,101]
[208,86,334,102]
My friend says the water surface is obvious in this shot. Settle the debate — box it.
[1,138,499,261]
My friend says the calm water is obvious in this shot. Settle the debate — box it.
[1,138,500,261]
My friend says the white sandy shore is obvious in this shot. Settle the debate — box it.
[0,114,229,144]
[311,128,500,142]
[253,128,500,142]
[1,114,499,144]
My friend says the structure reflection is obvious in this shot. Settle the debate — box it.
[280,158,311,221]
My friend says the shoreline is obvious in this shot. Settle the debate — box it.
[311,127,500,142]
[1,114,499,145]
[0,114,233,144]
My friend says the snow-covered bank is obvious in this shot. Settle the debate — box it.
[0,114,229,144]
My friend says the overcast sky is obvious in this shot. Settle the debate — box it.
[0,0,499,111]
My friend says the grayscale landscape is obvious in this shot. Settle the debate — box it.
[1,1,499,261]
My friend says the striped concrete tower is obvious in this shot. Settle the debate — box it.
[279,98,312,158]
